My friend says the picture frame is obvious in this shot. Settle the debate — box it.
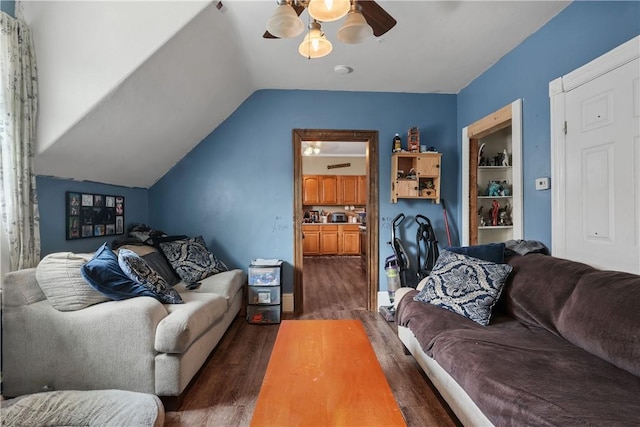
[66,192,125,240]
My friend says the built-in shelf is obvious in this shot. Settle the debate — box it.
[462,99,523,245]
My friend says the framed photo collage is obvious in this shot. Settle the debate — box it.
[66,192,125,240]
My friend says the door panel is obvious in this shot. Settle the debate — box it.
[564,58,639,273]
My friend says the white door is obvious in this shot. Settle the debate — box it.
[560,57,639,273]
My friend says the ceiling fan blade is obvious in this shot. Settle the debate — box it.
[359,0,396,37]
[263,2,306,39]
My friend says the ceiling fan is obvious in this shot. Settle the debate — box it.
[264,0,397,59]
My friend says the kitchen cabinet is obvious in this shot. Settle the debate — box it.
[462,99,522,245]
[338,176,359,205]
[302,176,320,205]
[357,175,367,205]
[320,225,339,254]
[303,224,361,255]
[340,224,361,255]
[390,152,442,203]
[302,225,320,255]
[320,176,338,205]
[302,175,366,206]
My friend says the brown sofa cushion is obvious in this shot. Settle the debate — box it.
[557,269,640,377]
[503,254,593,335]
[430,320,640,426]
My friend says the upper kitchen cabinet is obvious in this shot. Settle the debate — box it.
[357,176,367,205]
[303,176,321,205]
[390,152,442,203]
[303,175,366,206]
[320,175,338,205]
[338,175,358,205]
[461,99,523,245]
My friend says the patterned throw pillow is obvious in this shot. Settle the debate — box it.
[159,236,227,286]
[413,249,513,326]
[117,249,183,304]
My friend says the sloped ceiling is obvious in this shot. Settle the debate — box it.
[22,1,570,188]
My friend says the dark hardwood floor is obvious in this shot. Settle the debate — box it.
[164,256,459,427]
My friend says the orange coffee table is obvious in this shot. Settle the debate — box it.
[251,319,406,426]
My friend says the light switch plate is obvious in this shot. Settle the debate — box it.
[535,177,550,190]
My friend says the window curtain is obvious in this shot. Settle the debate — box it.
[0,11,40,272]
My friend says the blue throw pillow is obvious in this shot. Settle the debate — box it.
[446,242,506,264]
[118,249,183,304]
[81,243,159,301]
[159,236,227,286]
[414,249,513,326]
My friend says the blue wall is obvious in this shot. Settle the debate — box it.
[37,176,148,256]
[149,90,458,291]
[33,1,640,293]
[1,1,15,17]
[457,1,640,248]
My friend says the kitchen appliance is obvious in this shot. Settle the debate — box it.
[330,212,347,223]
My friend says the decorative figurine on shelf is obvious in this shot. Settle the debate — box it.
[494,152,504,168]
[478,143,486,166]
[499,202,513,226]
[487,181,501,196]
[502,149,509,166]
[408,127,420,152]
[491,200,500,226]
[478,206,486,227]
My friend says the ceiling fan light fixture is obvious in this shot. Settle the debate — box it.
[337,9,373,44]
[267,1,304,39]
[298,21,332,59]
[307,0,350,22]
[303,142,322,156]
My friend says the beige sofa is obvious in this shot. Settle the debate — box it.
[2,256,245,410]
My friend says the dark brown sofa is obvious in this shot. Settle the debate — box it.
[397,253,640,426]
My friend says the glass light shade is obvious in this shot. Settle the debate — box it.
[267,3,304,38]
[337,10,373,44]
[307,0,350,22]
[298,24,333,59]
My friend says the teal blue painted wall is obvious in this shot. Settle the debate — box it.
[149,90,458,291]
[37,176,148,256]
[457,1,640,248]
[1,0,15,17]
[33,1,640,293]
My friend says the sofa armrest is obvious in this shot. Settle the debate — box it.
[393,287,415,311]
[2,297,168,397]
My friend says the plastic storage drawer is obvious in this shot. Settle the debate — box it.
[247,305,281,324]
[248,286,281,305]
[248,266,280,287]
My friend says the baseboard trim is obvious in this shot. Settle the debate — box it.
[282,293,294,313]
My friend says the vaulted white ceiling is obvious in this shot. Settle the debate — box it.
[20,1,570,188]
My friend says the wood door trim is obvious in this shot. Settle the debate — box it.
[293,129,379,314]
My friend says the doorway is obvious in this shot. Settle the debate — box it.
[293,129,379,314]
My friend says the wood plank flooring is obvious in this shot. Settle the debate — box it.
[164,256,459,427]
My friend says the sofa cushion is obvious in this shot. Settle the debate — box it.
[429,319,640,426]
[504,254,594,335]
[118,249,183,304]
[81,243,163,301]
[154,292,228,353]
[414,250,512,326]
[159,236,227,286]
[36,252,110,311]
[556,269,640,377]
[446,242,505,264]
[173,269,246,307]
